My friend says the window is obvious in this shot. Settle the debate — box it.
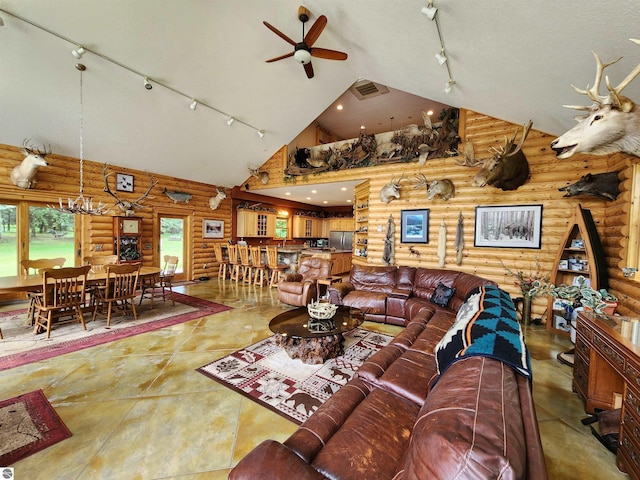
[275,217,289,239]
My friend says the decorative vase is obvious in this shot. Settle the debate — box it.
[522,295,532,325]
[603,301,619,316]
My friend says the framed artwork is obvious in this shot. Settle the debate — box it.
[474,204,542,249]
[401,209,429,243]
[203,219,224,239]
[116,173,134,192]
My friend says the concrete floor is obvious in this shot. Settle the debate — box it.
[0,279,629,479]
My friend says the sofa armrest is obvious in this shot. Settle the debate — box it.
[229,440,327,480]
[388,288,410,299]
[327,281,354,305]
[281,273,303,283]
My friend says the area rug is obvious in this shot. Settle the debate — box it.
[0,293,232,371]
[197,328,394,424]
[0,389,71,465]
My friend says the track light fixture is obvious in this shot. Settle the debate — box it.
[421,2,437,21]
[143,77,152,90]
[0,17,6,27]
[190,100,197,110]
[72,46,85,59]
[257,129,265,138]
[444,79,455,94]
[435,50,447,65]
[227,117,235,126]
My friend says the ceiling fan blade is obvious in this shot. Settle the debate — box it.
[304,62,314,79]
[304,15,327,47]
[263,21,296,46]
[310,48,348,61]
[266,52,294,63]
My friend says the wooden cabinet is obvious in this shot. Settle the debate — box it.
[236,210,275,238]
[293,216,323,238]
[575,312,640,478]
[331,252,352,275]
[548,205,608,333]
[323,218,353,237]
[353,180,369,265]
[113,216,142,264]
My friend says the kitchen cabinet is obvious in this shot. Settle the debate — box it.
[236,210,275,238]
[293,216,323,238]
[113,216,142,264]
[324,218,353,236]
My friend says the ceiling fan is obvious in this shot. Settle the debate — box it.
[263,6,348,79]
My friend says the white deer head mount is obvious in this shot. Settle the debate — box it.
[209,187,227,210]
[11,139,51,189]
[551,38,640,159]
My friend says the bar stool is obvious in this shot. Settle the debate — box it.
[238,245,253,283]
[266,246,287,288]
[213,243,229,279]
[228,244,241,282]
[251,246,268,286]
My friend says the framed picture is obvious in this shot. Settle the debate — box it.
[401,209,429,243]
[570,238,584,249]
[116,173,134,192]
[203,219,224,239]
[474,204,542,249]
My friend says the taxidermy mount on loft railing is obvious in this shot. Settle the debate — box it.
[285,107,460,177]
[551,38,640,159]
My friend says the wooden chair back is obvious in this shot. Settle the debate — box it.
[161,255,179,281]
[227,245,239,265]
[83,255,119,273]
[21,257,66,275]
[212,243,228,263]
[104,264,141,302]
[266,246,279,268]
[238,245,251,266]
[250,247,264,267]
[39,265,91,309]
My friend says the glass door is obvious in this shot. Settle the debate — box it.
[159,215,186,281]
[0,204,18,277]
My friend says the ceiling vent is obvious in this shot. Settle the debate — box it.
[349,80,389,100]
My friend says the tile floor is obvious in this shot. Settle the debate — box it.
[0,279,630,479]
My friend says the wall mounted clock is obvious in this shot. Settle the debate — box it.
[116,173,134,192]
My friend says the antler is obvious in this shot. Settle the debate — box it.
[102,164,157,211]
[102,163,126,208]
[413,173,429,189]
[489,120,533,159]
[453,141,482,167]
[133,172,158,205]
[21,138,52,156]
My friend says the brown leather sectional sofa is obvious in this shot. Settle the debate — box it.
[229,264,548,479]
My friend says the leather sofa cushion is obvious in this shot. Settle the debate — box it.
[396,266,416,292]
[342,291,387,315]
[412,268,461,300]
[350,264,398,294]
[449,272,498,311]
[402,356,526,479]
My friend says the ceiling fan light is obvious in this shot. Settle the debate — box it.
[294,48,312,65]
[435,50,447,65]
[72,46,85,59]
[421,5,438,21]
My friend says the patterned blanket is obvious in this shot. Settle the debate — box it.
[434,285,531,381]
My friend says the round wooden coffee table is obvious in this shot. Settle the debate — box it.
[269,306,364,364]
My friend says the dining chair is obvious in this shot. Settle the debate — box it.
[228,244,241,282]
[83,255,119,307]
[32,265,91,339]
[212,243,229,279]
[21,257,67,326]
[139,256,179,307]
[250,246,268,286]
[92,263,140,327]
[238,245,253,283]
[266,246,287,288]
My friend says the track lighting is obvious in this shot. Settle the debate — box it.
[257,129,265,138]
[435,50,447,66]
[227,117,235,126]
[0,17,5,27]
[143,77,152,90]
[72,46,85,59]
[190,100,197,110]
[421,2,437,20]
[444,79,455,94]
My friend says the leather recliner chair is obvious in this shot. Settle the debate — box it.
[277,257,333,306]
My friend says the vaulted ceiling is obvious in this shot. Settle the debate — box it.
[1,1,639,193]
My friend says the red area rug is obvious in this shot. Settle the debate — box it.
[0,293,231,371]
[197,328,393,425]
[0,389,71,465]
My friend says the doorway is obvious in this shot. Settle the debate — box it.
[158,214,188,281]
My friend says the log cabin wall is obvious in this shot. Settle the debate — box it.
[246,110,640,319]
[0,143,231,281]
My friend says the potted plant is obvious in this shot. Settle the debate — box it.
[599,289,619,315]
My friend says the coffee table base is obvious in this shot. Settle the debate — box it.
[275,333,344,365]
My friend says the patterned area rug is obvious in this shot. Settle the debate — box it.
[0,293,231,371]
[0,389,71,466]
[197,328,394,425]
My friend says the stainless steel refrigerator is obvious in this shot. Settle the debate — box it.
[329,231,353,252]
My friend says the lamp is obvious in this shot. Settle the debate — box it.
[257,129,265,138]
[52,64,111,215]
[72,46,85,59]
[421,2,437,20]
[143,77,152,90]
[435,50,447,65]
[444,79,455,94]
[190,100,197,110]
[294,47,312,65]
[227,117,235,126]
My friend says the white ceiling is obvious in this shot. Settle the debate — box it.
[1,1,640,206]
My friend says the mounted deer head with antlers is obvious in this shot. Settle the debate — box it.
[551,38,640,159]
[102,164,157,214]
[11,139,51,189]
[209,187,227,210]
[380,174,406,203]
[248,165,269,185]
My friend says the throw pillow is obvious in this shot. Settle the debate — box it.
[430,282,456,307]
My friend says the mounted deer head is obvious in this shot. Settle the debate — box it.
[209,187,227,210]
[380,174,406,203]
[102,164,157,213]
[551,38,640,159]
[10,139,51,189]
[248,165,269,185]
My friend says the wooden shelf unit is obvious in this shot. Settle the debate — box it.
[548,205,608,334]
[353,180,369,265]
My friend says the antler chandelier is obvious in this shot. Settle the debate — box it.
[53,63,111,215]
